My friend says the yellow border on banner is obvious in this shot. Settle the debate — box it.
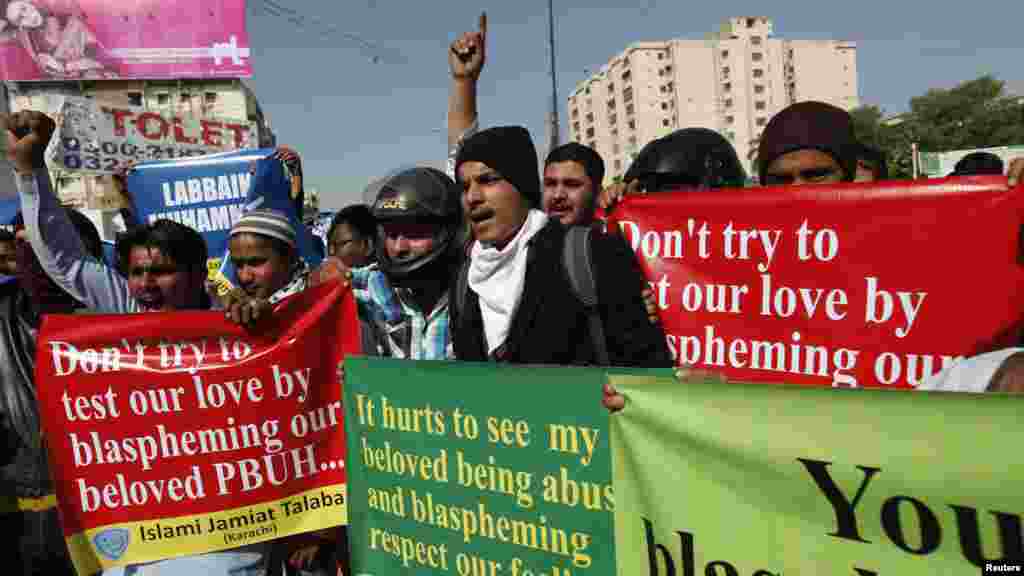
[66,484,347,575]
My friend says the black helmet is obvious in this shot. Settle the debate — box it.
[371,167,463,283]
[624,128,746,191]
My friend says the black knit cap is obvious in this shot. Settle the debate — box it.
[758,101,857,183]
[455,126,541,207]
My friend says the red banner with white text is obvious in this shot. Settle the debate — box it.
[36,281,359,575]
[607,176,1024,389]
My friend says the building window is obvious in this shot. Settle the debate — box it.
[614,159,622,171]
[753,68,764,78]
[572,108,579,118]
[662,118,670,127]
[628,119,637,131]
[607,99,616,111]
[751,36,762,45]
[664,64,672,74]
[156,92,169,105]
[754,84,765,94]
[611,128,618,137]
[586,112,594,123]
[586,127,595,138]
[626,103,634,116]
[721,50,729,59]
[621,69,631,81]
[665,81,673,92]
[127,92,143,106]
[609,114,617,125]
[723,82,732,92]
[755,101,766,110]
[725,115,734,124]
[752,52,763,62]
[573,122,580,133]
[756,117,767,126]
[724,98,733,108]
[623,86,633,103]
[722,66,730,77]
[660,102,668,110]
[608,83,615,93]
[657,52,664,60]
[204,91,218,104]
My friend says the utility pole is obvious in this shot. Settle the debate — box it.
[547,0,559,153]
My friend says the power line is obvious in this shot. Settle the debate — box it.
[253,0,403,65]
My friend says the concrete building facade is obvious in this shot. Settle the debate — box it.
[568,17,858,183]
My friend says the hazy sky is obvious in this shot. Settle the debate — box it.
[244,1,1024,209]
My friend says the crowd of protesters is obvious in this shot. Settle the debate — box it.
[1,13,1023,576]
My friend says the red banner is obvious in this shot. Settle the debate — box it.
[607,177,1024,389]
[36,281,360,574]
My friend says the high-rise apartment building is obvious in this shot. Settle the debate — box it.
[568,17,858,183]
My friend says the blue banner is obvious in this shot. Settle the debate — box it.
[126,148,322,293]
[0,196,19,229]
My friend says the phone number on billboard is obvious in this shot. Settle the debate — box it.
[60,137,222,172]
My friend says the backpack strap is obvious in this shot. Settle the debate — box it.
[453,241,473,332]
[563,226,610,365]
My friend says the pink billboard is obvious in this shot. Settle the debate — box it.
[0,0,252,80]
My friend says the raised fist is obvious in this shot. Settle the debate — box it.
[3,110,56,174]
[449,13,487,81]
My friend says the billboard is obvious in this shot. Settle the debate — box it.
[0,0,251,81]
[53,95,258,174]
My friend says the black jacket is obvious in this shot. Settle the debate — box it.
[451,220,673,367]
[0,282,51,498]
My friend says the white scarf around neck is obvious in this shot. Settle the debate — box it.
[469,209,549,354]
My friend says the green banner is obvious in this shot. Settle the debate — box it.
[609,375,1024,575]
[344,358,671,575]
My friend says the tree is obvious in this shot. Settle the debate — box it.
[849,104,914,178]
[849,105,884,149]
[852,75,1024,179]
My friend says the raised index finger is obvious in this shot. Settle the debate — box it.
[479,12,487,38]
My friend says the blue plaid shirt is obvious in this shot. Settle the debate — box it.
[352,265,453,360]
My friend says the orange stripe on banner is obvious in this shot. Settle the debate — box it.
[65,484,347,576]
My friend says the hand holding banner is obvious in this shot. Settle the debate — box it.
[609,374,1024,574]
[343,359,672,575]
[36,281,360,574]
[607,177,1024,389]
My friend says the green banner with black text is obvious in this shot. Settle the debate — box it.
[609,374,1024,575]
